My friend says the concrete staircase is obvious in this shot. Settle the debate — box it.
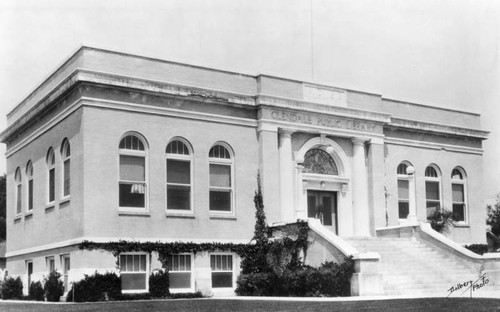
[344,237,495,297]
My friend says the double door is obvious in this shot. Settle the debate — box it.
[307,190,338,234]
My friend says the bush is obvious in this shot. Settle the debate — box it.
[1,276,23,299]
[44,271,64,302]
[169,291,203,299]
[67,272,121,302]
[148,270,169,298]
[28,281,45,301]
[487,197,500,236]
[236,257,354,297]
[464,244,488,255]
[428,208,458,234]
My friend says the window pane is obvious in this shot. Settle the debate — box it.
[210,190,231,211]
[28,180,33,210]
[49,168,55,202]
[453,204,465,221]
[184,255,191,271]
[397,180,409,199]
[126,255,133,271]
[120,156,145,181]
[64,160,70,196]
[425,181,439,200]
[120,255,126,271]
[212,272,232,288]
[210,255,215,270]
[119,184,145,207]
[16,185,22,214]
[398,202,409,219]
[167,186,191,210]
[210,164,231,187]
[170,273,191,289]
[133,255,140,271]
[173,254,179,271]
[167,159,190,184]
[452,184,464,202]
[121,273,146,290]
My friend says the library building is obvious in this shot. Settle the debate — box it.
[1,47,499,297]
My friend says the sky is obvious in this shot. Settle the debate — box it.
[0,0,499,204]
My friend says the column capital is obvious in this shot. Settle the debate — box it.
[351,137,367,146]
[279,128,294,138]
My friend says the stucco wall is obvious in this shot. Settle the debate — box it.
[81,105,260,241]
[6,109,84,253]
[384,143,486,244]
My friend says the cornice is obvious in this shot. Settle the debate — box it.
[389,117,489,140]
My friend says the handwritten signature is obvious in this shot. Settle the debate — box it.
[447,273,489,297]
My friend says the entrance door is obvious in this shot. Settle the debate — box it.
[307,191,338,234]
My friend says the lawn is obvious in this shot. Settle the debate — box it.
[1,298,500,312]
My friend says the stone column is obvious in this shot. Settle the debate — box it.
[279,129,294,222]
[352,138,370,236]
[295,159,307,219]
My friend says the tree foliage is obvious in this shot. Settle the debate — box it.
[487,195,500,237]
[428,208,458,234]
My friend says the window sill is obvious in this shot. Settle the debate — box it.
[166,212,195,219]
[45,204,55,211]
[13,215,22,222]
[118,210,150,217]
[453,223,470,228]
[209,214,237,220]
[24,211,33,218]
[59,197,71,205]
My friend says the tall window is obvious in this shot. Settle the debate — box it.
[26,161,33,211]
[15,167,22,215]
[46,256,55,272]
[120,253,148,292]
[451,167,467,222]
[211,254,233,288]
[46,148,56,204]
[119,134,147,209]
[61,139,71,197]
[425,165,441,219]
[61,254,70,292]
[397,162,411,219]
[209,144,233,213]
[166,139,192,212]
[168,254,192,290]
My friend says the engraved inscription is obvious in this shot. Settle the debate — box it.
[270,110,380,133]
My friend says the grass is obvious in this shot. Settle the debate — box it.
[1,298,500,312]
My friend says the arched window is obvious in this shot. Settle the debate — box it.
[166,139,193,212]
[396,162,411,219]
[15,167,22,215]
[26,161,33,211]
[302,149,338,175]
[119,134,148,209]
[209,143,233,213]
[46,148,56,204]
[451,167,467,222]
[425,165,441,220]
[61,139,71,198]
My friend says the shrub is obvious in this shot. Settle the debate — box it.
[28,281,45,301]
[236,257,354,297]
[67,272,121,302]
[235,272,272,296]
[1,276,23,299]
[169,291,203,299]
[148,270,169,298]
[464,244,488,255]
[44,271,64,302]
[428,208,458,234]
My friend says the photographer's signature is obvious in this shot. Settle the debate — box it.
[447,273,489,297]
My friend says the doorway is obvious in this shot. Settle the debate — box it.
[307,190,338,234]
